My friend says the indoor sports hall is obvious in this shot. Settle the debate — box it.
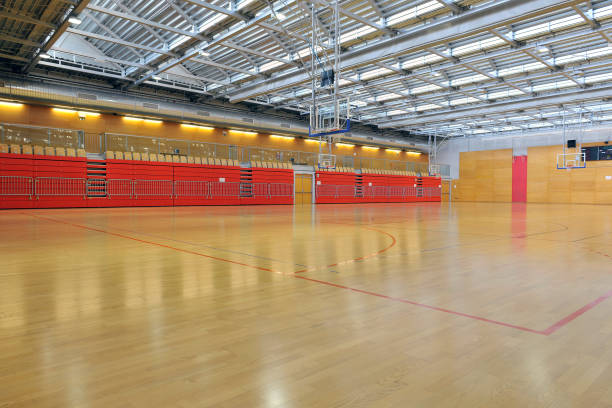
[1,0,612,407]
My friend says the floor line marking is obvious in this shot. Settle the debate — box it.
[294,275,547,335]
[542,290,612,335]
[293,225,397,274]
[77,219,307,268]
[26,213,285,275]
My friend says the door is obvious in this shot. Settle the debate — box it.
[295,174,312,205]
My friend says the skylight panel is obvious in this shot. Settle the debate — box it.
[487,89,523,99]
[416,104,439,111]
[449,97,479,106]
[199,14,228,33]
[585,72,612,84]
[402,54,444,70]
[593,4,612,19]
[452,37,505,57]
[237,0,258,10]
[451,74,488,86]
[387,1,444,26]
[260,60,285,72]
[360,67,392,80]
[515,14,583,41]
[340,26,377,43]
[412,84,442,94]
[531,80,575,92]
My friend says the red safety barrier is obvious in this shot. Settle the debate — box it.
[0,175,34,208]
[315,184,441,203]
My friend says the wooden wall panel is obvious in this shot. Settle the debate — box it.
[454,149,512,202]
[526,145,612,204]
[453,144,612,204]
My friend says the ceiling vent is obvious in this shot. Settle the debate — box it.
[142,102,158,110]
[197,110,210,116]
[241,117,254,124]
[77,92,97,100]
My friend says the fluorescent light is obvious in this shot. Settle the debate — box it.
[407,151,422,156]
[144,119,162,124]
[39,53,51,59]
[53,107,77,114]
[270,134,294,140]
[386,148,401,153]
[275,13,287,21]
[123,116,142,121]
[362,146,379,150]
[68,17,82,25]
[0,101,23,107]
[78,111,100,117]
[198,50,210,57]
[304,139,323,144]
[181,123,214,130]
[537,46,548,53]
[152,75,161,80]
[229,129,257,135]
[336,142,355,147]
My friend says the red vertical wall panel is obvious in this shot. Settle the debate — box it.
[512,155,527,202]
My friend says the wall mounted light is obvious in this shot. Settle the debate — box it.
[0,101,24,108]
[181,123,214,130]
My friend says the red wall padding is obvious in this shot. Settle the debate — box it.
[512,155,527,203]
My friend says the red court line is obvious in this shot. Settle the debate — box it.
[542,290,612,335]
[294,225,397,274]
[294,275,547,335]
[26,213,284,275]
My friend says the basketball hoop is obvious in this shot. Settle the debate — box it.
[318,153,336,170]
[557,152,586,170]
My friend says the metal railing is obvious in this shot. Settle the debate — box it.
[0,176,33,197]
[133,179,174,198]
[1,177,294,201]
[316,184,440,199]
[35,177,86,197]
[253,183,293,197]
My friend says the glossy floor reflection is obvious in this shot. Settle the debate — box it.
[1,202,612,407]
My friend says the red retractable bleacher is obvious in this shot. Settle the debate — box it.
[0,152,34,209]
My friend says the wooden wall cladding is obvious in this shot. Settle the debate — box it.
[527,145,612,204]
[453,149,512,202]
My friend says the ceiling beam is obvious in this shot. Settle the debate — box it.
[65,28,172,55]
[131,13,270,86]
[434,0,463,14]
[181,0,247,21]
[24,0,92,73]
[86,4,205,40]
[0,9,56,29]
[229,0,584,102]
[378,85,612,128]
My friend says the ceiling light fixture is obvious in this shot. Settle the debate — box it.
[68,17,82,25]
